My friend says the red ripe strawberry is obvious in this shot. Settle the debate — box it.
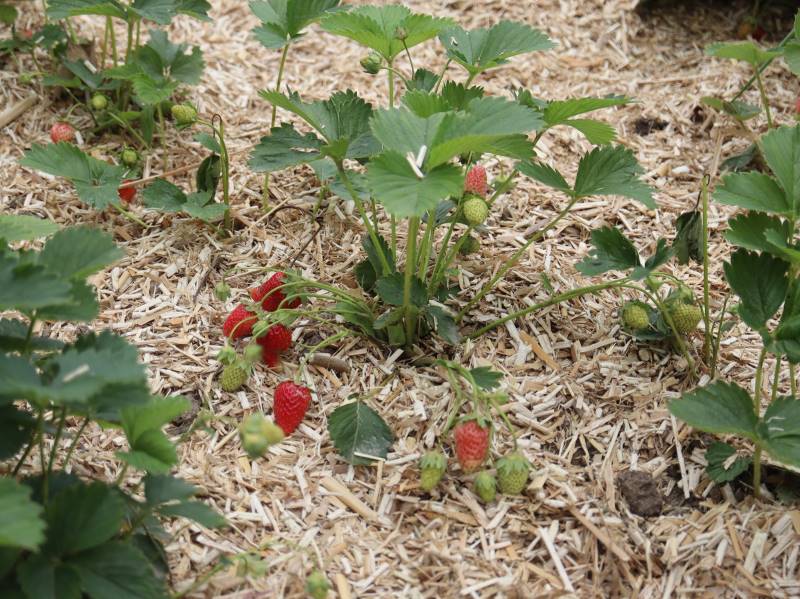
[50,122,75,143]
[222,304,257,339]
[464,165,488,197]
[453,420,490,473]
[118,180,136,203]
[795,97,800,115]
[250,272,300,311]
[257,323,292,365]
[273,381,311,434]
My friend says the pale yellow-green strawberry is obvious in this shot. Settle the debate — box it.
[669,302,702,335]
[419,450,446,492]
[474,471,496,503]
[220,362,247,392]
[496,453,530,495]
[463,197,488,226]
[621,303,649,330]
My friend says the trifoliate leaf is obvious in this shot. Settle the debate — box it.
[0,215,58,242]
[68,540,166,598]
[250,0,340,49]
[705,442,751,483]
[469,366,503,390]
[130,0,180,24]
[759,397,800,468]
[706,41,781,66]
[374,272,427,307]
[0,478,45,550]
[576,227,640,276]
[760,125,800,216]
[249,123,323,172]
[714,171,790,214]
[321,5,453,62]
[328,400,393,465]
[39,226,123,280]
[669,381,758,439]
[366,151,463,218]
[20,143,125,209]
[439,21,553,76]
[540,96,631,144]
[723,249,788,330]
[724,212,790,254]
[572,145,655,208]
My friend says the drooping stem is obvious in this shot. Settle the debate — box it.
[754,69,773,128]
[214,116,232,231]
[387,60,395,107]
[47,408,67,474]
[336,162,391,275]
[402,217,420,346]
[432,59,451,94]
[457,194,580,322]
[271,44,290,128]
[771,355,781,402]
[754,347,767,414]
[62,417,90,467]
[467,278,630,339]
[701,175,712,362]
[427,216,458,291]
[416,210,435,279]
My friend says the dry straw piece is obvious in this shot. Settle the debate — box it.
[2,0,800,596]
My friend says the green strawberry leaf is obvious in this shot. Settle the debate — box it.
[771,279,800,363]
[516,161,571,194]
[249,123,323,172]
[439,21,553,76]
[706,41,781,66]
[129,0,180,25]
[539,95,631,144]
[39,226,123,280]
[0,248,74,313]
[118,396,189,473]
[68,540,167,598]
[0,215,59,242]
[468,366,503,391]
[375,272,427,307]
[758,397,800,468]
[575,226,640,276]
[760,125,800,216]
[260,90,377,161]
[0,479,45,551]
[328,399,393,465]
[425,304,460,344]
[46,0,126,20]
[157,501,226,528]
[176,0,211,20]
[714,171,790,215]
[144,475,225,529]
[669,381,758,439]
[366,151,463,218]
[321,5,453,62]
[0,404,36,460]
[20,143,125,209]
[705,442,751,483]
[572,145,655,208]
[142,179,225,222]
[701,96,761,121]
[723,249,789,330]
[725,212,791,253]
[407,67,439,92]
[250,0,340,49]
[0,318,64,353]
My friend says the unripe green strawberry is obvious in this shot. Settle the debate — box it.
[220,362,247,392]
[474,471,496,503]
[669,302,702,335]
[360,52,382,75]
[120,147,139,167]
[305,570,330,599]
[463,197,488,226]
[239,413,285,458]
[496,453,530,495]
[621,303,649,330]
[171,103,197,125]
[419,450,446,492]
[90,93,108,111]
[458,235,480,256]
[214,281,231,301]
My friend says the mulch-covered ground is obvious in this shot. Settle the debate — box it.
[2,0,800,596]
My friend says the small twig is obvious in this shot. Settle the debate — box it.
[0,95,38,128]
[309,352,350,373]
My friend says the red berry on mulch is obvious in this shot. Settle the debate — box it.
[118,180,136,203]
[250,271,300,311]
[50,122,75,143]
[222,304,257,339]
[274,381,311,435]
[454,420,490,473]
[257,323,292,365]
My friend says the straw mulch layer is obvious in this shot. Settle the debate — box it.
[2,0,800,596]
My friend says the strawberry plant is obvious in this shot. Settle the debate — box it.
[670,124,800,497]
[248,4,654,351]
[0,216,224,597]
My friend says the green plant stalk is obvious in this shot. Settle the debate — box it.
[402,40,415,74]
[754,69,773,128]
[771,356,781,401]
[215,118,232,231]
[62,417,90,467]
[387,59,395,107]
[701,176,712,362]
[12,409,42,476]
[403,217,420,346]
[731,31,793,102]
[109,17,118,67]
[432,59,452,94]
[125,17,135,63]
[156,102,168,172]
[752,346,768,499]
[271,44,290,128]
[457,194,580,322]
[442,368,467,434]
[416,210,435,279]
[391,216,397,257]
[427,216,458,290]
[429,226,473,294]
[106,111,148,147]
[47,408,68,475]
[101,17,110,67]
[711,293,731,377]
[336,162,391,275]
[468,278,630,339]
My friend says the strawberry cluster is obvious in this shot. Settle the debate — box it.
[221,271,299,366]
